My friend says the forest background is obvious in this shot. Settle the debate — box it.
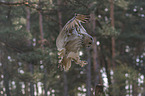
[0,0,145,96]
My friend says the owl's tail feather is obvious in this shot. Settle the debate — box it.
[60,57,72,71]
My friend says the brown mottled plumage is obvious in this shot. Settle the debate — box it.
[56,14,93,71]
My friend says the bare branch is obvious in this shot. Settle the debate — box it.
[0,1,26,6]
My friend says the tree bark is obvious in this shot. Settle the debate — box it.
[110,0,116,95]
[95,84,105,96]
[110,0,115,68]
[90,12,102,95]
[86,48,91,96]
[38,0,48,95]
[29,64,34,96]
[38,11,44,49]
[43,68,48,96]
[63,71,68,96]
[92,37,100,84]
[105,59,112,96]
[1,8,12,96]
[24,82,29,96]
[26,7,30,33]
[26,4,34,96]
[35,83,39,96]
[90,13,100,84]
[100,45,112,96]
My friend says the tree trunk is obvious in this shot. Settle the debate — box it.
[35,83,39,96]
[38,10,44,49]
[86,48,91,96]
[95,84,105,96]
[0,6,12,96]
[92,37,100,84]
[38,0,47,95]
[100,45,112,96]
[43,68,48,96]
[63,71,68,96]
[90,13,100,84]
[24,82,29,96]
[105,60,112,96]
[26,5,34,96]
[90,12,102,95]
[29,64,34,96]
[16,80,22,96]
[1,51,11,96]
[2,61,11,96]
[110,0,115,68]
[57,0,68,96]
[57,0,62,30]
[132,75,138,96]
[110,0,115,95]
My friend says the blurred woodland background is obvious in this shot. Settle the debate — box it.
[0,0,145,96]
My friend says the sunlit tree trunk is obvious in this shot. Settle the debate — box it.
[110,0,115,68]
[38,4,44,49]
[110,0,115,95]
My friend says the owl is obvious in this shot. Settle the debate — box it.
[56,14,93,71]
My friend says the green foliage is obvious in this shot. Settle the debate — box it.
[112,64,139,95]
[114,64,138,83]
[115,0,130,10]
[98,24,120,37]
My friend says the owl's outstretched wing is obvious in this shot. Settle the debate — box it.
[56,14,89,50]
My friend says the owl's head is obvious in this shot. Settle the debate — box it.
[82,34,93,47]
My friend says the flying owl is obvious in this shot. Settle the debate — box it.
[56,14,93,71]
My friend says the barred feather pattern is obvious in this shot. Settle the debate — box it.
[56,14,93,71]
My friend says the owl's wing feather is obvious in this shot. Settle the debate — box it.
[56,14,89,50]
